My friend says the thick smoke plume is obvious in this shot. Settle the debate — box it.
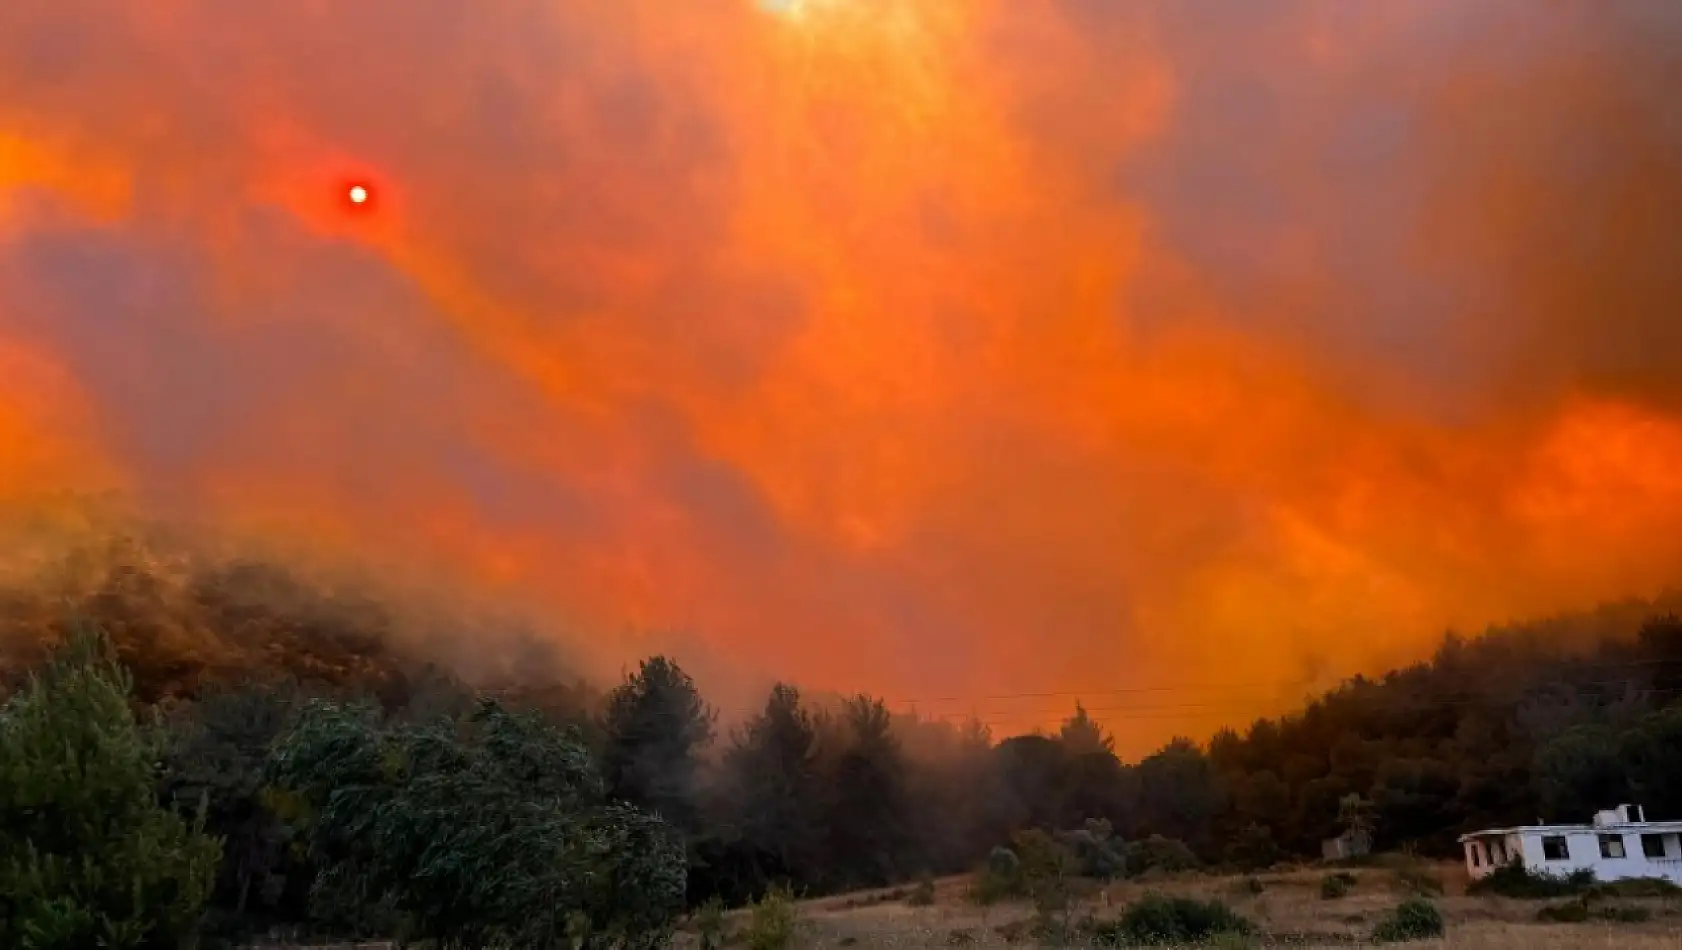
[2,0,1680,753]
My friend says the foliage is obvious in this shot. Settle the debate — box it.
[970,846,1023,905]
[1370,897,1445,943]
[1466,864,1595,899]
[825,695,916,890]
[691,897,729,950]
[1094,895,1252,946]
[1528,895,1647,924]
[1011,828,1081,925]
[744,884,801,950]
[601,656,714,834]
[158,678,309,939]
[0,624,222,949]
[1055,818,1128,879]
[1058,702,1115,757]
[1224,822,1281,871]
[1320,871,1356,899]
[907,874,937,906]
[1127,834,1200,874]
[268,697,685,949]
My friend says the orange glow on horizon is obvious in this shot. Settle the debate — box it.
[2,0,1680,755]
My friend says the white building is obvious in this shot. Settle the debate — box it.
[1459,804,1682,884]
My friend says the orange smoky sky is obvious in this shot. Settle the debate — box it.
[3,0,1682,754]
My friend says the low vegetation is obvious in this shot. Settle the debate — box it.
[1098,894,1253,945]
[1320,871,1357,899]
[1468,865,1597,899]
[1370,897,1446,942]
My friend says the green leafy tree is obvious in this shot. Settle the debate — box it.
[268,696,685,949]
[601,656,715,833]
[0,624,222,949]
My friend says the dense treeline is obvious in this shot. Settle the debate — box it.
[7,530,1682,946]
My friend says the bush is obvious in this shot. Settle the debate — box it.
[692,897,728,950]
[1056,826,1128,880]
[745,885,800,950]
[1589,877,1681,899]
[1467,864,1595,899]
[907,875,936,906]
[1127,835,1200,875]
[1225,823,1282,871]
[1092,895,1252,946]
[0,626,223,949]
[1371,897,1445,943]
[1321,871,1357,899]
[970,846,1023,905]
[1537,897,1653,924]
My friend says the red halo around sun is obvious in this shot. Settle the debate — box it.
[339,178,378,214]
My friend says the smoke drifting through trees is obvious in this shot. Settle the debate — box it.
[9,516,1682,942]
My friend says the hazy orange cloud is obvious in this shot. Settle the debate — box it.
[2,0,1681,754]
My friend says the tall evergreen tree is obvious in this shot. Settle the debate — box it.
[601,656,715,833]
[825,695,914,889]
[719,684,825,887]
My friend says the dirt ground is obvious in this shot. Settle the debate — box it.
[681,860,1682,948]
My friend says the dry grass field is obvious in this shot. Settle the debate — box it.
[673,861,1682,949]
[268,860,1682,949]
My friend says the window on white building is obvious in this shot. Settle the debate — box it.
[1642,834,1667,859]
[1542,836,1569,861]
[1599,834,1626,859]
[1470,845,1481,867]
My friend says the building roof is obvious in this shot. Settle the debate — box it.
[1458,821,1682,843]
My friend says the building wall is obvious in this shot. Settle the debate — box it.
[1514,830,1682,883]
[1463,833,1523,880]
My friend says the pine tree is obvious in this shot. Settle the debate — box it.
[0,623,221,949]
[601,656,715,833]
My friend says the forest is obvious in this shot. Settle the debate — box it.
[6,528,1682,948]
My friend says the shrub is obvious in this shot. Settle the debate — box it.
[1127,835,1200,875]
[1321,871,1357,899]
[1537,897,1652,924]
[1225,823,1282,871]
[692,897,728,950]
[970,846,1023,904]
[1371,897,1445,943]
[1589,877,1680,899]
[907,876,936,906]
[745,884,800,950]
[0,625,223,949]
[1467,864,1595,899]
[1056,827,1128,880]
[1092,895,1252,946]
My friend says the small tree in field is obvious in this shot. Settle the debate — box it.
[0,624,222,949]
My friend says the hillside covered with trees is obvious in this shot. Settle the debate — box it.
[6,527,1682,946]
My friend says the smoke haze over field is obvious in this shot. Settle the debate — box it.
[3,0,1681,753]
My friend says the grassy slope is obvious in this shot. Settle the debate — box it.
[676,860,1682,949]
